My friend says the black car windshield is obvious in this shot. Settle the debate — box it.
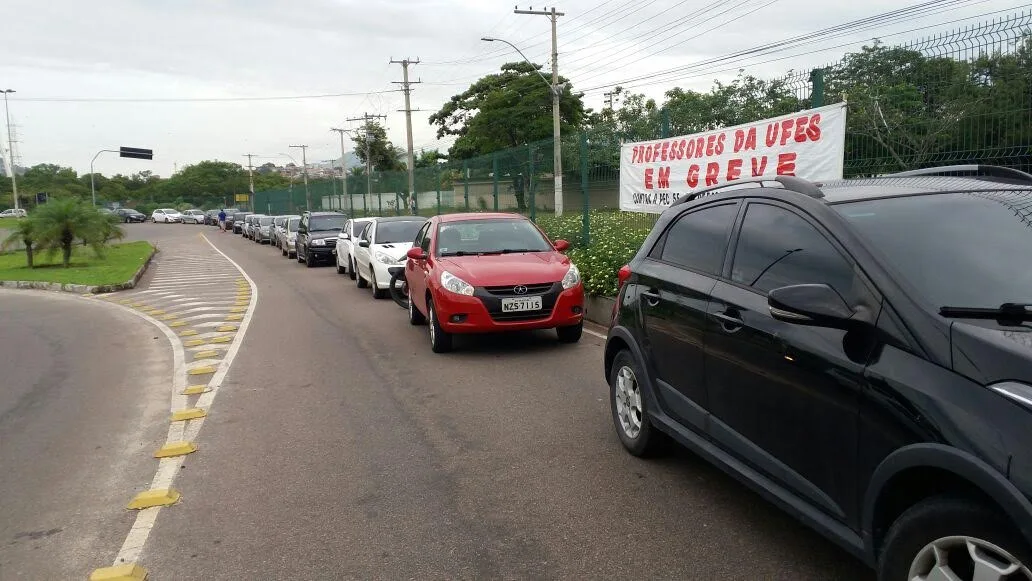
[437,218,552,256]
[288,218,300,230]
[376,220,425,244]
[835,190,1032,309]
[259,217,273,225]
[309,215,347,232]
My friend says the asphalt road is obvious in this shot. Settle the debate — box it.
[0,290,171,579]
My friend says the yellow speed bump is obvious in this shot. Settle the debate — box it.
[89,563,148,581]
[159,314,178,321]
[169,321,187,328]
[171,408,206,422]
[119,299,132,304]
[193,350,219,360]
[127,488,181,510]
[179,329,198,337]
[188,365,217,376]
[143,309,165,316]
[230,306,247,313]
[181,385,210,395]
[154,441,197,458]
[183,339,204,347]
[210,335,233,344]
[226,314,243,321]
[216,325,237,332]
[131,302,144,308]
[233,300,249,306]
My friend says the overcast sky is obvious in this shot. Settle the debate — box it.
[1,0,1022,177]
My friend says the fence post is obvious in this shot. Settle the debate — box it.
[462,160,470,211]
[436,169,442,216]
[810,68,825,108]
[528,143,536,223]
[661,107,671,138]
[580,131,590,247]
[492,153,499,212]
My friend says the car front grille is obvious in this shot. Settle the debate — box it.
[483,282,555,296]
[490,311,552,322]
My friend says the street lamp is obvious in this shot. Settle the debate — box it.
[482,37,565,216]
[2,89,18,210]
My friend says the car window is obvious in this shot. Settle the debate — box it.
[415,222,431,252]
[376,220,425,244]
[731,203,856,300]
[651,203,738,275]
[362,223,373,241]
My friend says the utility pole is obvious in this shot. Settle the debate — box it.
[329,128,352,216]
[603,90,617,110]
[2,89,19,210]
[514,6,565,216]
[244,153,256,212]
[390,57,421,215]
[288,145,310,211]
[346,113,387,216]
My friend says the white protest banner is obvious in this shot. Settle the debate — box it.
[619,102,847,214]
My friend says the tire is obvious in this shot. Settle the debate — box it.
[282,246,287,257]
[877,495,1032,581]
[427,298,453,353]
[390,271,409,309]
[305,249,315,268]
[296,247,305,263]
[348,257,357,280]
[336,260,346,274]
[408,291,426,325]
[356,266,368,288]
[371,271,387,299]
[557,322,583,343]
[610,350,664,457]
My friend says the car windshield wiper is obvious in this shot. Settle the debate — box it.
[940,303,1032,322]
[499,248,542,254]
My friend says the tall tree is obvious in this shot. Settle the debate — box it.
[429,61,585,159]
[352,122,404,172]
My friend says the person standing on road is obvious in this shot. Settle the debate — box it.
[218,210,227,232]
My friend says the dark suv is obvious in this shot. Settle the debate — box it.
[296,211,348,268]
[605,166,1032,581]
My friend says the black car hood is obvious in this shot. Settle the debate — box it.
[308,231,340,240]
[951,320,1032,385]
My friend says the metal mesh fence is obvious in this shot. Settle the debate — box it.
[252,11,1030,255]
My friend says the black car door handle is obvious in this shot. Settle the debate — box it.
[641,290,661,307]
[713,311,744,330]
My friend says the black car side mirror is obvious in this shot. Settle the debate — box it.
[358,240,369,248]
[768,284,854,328]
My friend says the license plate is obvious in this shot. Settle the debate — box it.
[501,296,542,312]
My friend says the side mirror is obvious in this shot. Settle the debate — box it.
[358,240,369,248]
[406,247,427,260]
[553,239,570,252]
[338,232,349,240]
[768,284,853,328]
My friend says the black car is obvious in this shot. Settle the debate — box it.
[605,165,1032,581]
[115,208,147,223]
[296,211,347,268]
[231,211,252,234]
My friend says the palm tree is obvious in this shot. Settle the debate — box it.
[1,217,37,268]
[33,198,125,267]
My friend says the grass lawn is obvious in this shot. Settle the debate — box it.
[0,241,154,286]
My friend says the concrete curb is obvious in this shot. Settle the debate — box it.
[584,294,616,327]
[0,246,157,295]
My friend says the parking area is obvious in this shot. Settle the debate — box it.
[120,222,870,580]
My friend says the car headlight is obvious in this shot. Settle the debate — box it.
[311,238,326,246]
[561,264,581,289]
[440,271,474,296]
[374,251,401,265]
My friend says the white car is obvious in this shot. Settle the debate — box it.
[280,215,301,258]
[152,208,183,223]
[335,217,373,279]
[0,208,27,218]
[181,209,205,224]
[353,216,427,299]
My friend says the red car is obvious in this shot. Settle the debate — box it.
[405,212,585,353]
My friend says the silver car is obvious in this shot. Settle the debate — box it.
[274,215,299,249]
[281,216,301,258]
[254,215,275,244]
[181,209,206,224]
[244,214,265,240]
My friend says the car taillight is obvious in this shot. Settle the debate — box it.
[617,264,632,288]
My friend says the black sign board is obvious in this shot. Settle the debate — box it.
[119,146,153,160]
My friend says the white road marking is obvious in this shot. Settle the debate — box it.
[584,327,607,340]
[110,233,258,566]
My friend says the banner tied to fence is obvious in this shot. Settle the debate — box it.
[619,103,848,214]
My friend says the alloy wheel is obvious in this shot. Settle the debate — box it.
[428,303,437,345]
[909,536,1031,581]
[614,365,643,439]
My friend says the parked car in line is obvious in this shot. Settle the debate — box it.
[115,208,147,223]
[181,209,206,224]
[335,217,373,278]
[354,216,426,298]
[273,215,298,249]
[244,214,265,239]
[204,209,220,225]
[254,215,276,244]
[0,208,27,218]
[281,215,301,258]
[604,167,1032,581]
[151,208,183,223]
[219,208,240,228]
[231,211,252,233]
[405,212,582,352]
[295,211,348,267]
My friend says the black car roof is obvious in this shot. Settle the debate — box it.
[817,176,1032,204]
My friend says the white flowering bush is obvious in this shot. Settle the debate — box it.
[538,210,654,297]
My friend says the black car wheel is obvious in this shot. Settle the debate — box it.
[409,292,426,325]
[336,260,346,274]
[427,298,453,353]
[348,257,357,280]
[610,350,664,457]
[878,495,1032,581]
[356,265,368,288]
[296,246,305,263]
[371,270,387,299]
[305,248,315,268]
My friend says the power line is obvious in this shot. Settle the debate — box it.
[14,89,405,103]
